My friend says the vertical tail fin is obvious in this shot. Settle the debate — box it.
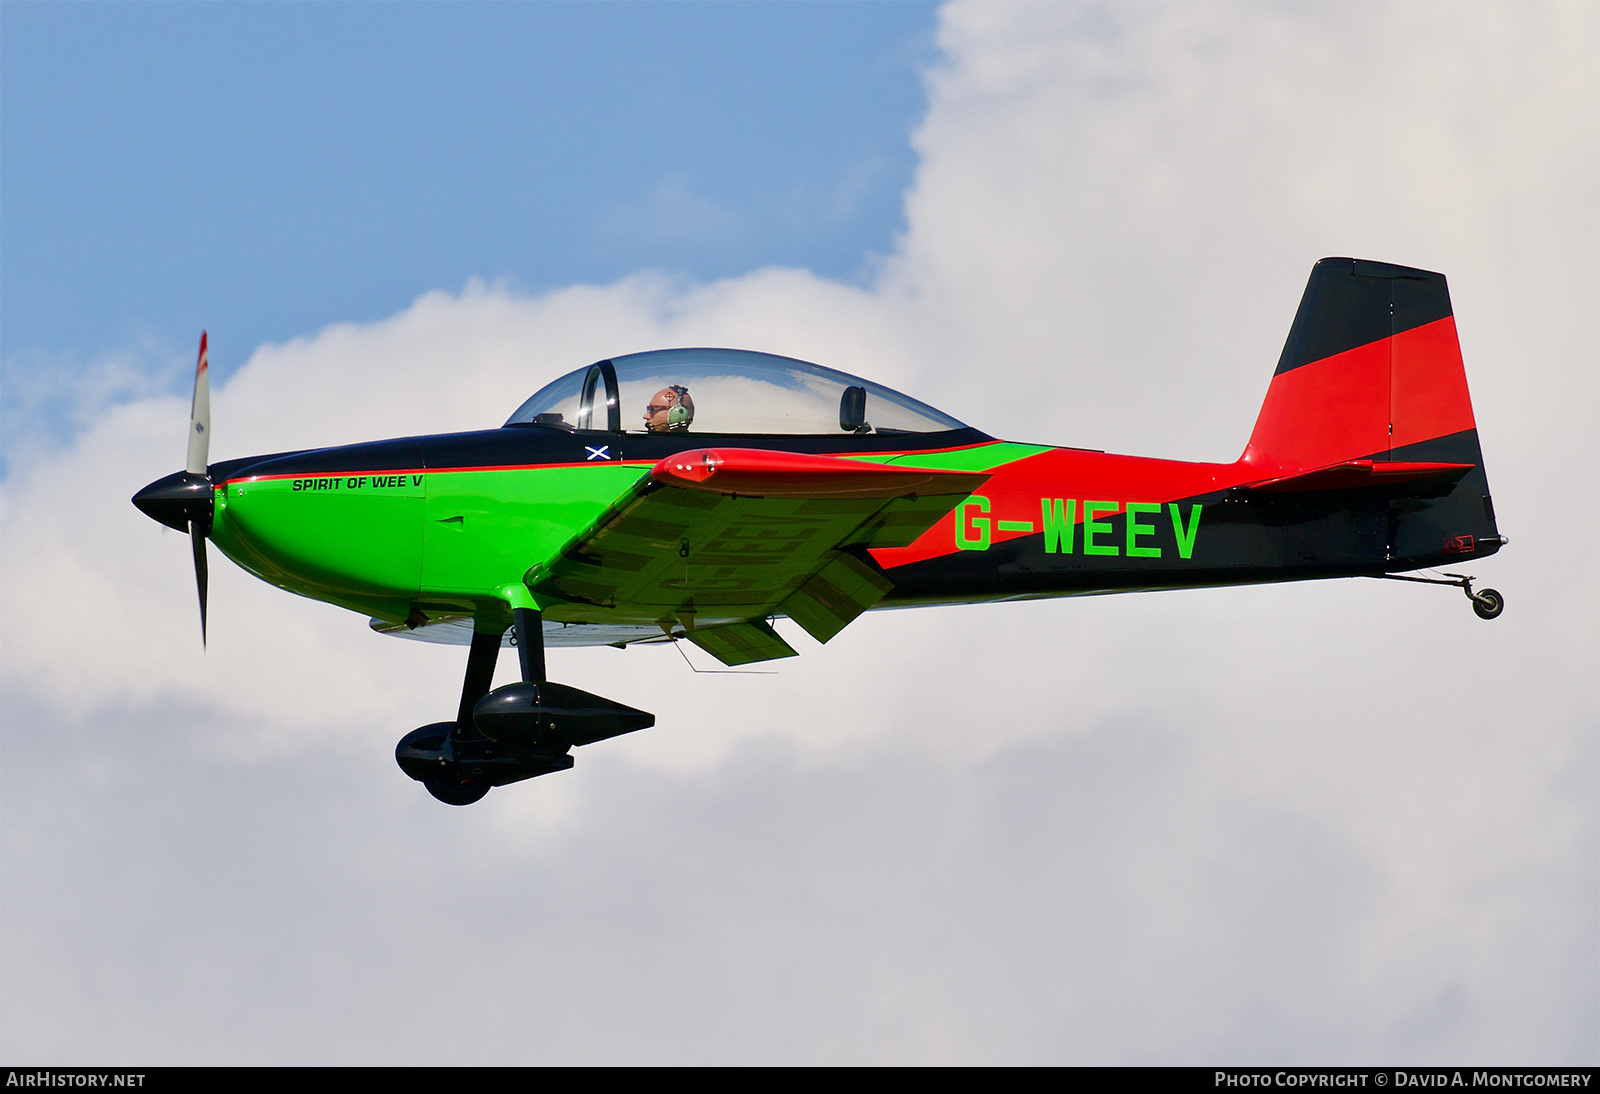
[1241,258,1503,565]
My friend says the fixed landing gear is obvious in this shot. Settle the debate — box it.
[428,781,489,807]
[395,724,482,804]
[394,721,574,805]
[1469,586,1504,620]
[1374,571,1504,620]
[394,608,653,805]
[1446,572,1504,621]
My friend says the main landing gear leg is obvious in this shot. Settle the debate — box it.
[474,608,654,775]
[1372,572,1504,620]
[513,607,545,683]
[397,604,655,806]
[458,628,504,730]
[394,622,506,806]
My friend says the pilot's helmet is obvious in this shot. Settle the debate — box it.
[645,385,694,432]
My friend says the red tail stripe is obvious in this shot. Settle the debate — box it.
[1391,316,1475,449]
[1245,338,1390,473]
[1242,316,1474,476]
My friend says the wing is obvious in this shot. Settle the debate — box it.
[523,448,989,664]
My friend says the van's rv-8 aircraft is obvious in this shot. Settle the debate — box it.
[134,259,1506,805]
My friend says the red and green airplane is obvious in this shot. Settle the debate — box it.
[134,258,1506,805]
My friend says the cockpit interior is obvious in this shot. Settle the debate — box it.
[505,348,966,437]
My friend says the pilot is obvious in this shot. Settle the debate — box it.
[644,385,694,432]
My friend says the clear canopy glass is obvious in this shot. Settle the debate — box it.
[505,348,966,436]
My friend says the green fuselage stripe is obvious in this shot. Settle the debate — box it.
[847,440,1054,472]
[211,462,649,623]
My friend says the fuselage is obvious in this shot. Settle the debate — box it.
[196,420,1500,636]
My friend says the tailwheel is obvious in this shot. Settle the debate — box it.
[1375,572,1506,622]
[1446,573,1505,621]
[1471,588,1504,620]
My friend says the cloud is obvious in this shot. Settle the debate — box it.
[2,2,1595,1063]
[0,336,193,478]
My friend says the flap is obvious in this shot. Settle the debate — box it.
[779,552,893,644]
[686,619,799,666]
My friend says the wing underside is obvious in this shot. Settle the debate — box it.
[371,614,679,649]
[523,448,988,663]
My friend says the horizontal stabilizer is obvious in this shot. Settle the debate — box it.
[1247,459,1473,494]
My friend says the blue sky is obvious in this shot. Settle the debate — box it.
[2,2,935,376]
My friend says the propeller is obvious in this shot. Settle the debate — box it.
[187,330,210,477]
[131,332,214,646]
[188,331,210,644]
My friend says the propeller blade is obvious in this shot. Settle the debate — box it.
[186,331,211,476]
[191,520,209,647]
[132,331,216,645]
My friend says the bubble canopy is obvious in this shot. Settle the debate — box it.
[505,348,966,436]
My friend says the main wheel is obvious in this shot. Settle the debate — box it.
[423,777,492,806]
[1472,588,1504,620]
